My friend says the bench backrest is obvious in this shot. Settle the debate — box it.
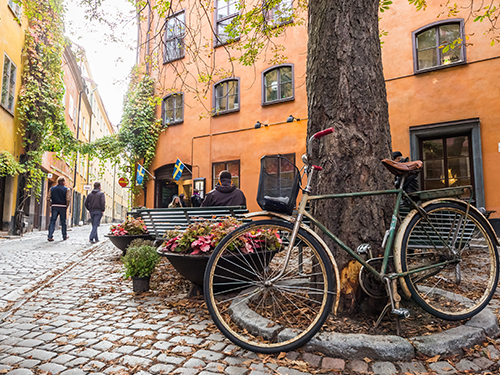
[128,206,249,238]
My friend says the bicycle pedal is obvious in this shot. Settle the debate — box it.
[391,308,410,319]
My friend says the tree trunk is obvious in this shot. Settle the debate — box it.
[307,0,394,313]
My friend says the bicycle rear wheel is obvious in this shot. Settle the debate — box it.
[204,219,335,353]
[400,202,499,320]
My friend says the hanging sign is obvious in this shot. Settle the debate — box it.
[118,177,129,188]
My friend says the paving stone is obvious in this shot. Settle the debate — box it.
[72,348,100,357]
[170,336,204,345]
[225,366,249,375]
[96,351,122,361]
[172,345,193,354]
[172,369,200,375]
[91,341,114,351]
[0,365,11,372]
[275,368,309,375]
[16,340,43,348]
[103,366,128,374]
[397,361,427,373]
[52,354,76,364]
[36,333,57,342]
[285,352,300,361]
[54,345,76,353]
[5,370,33,375]
[321,357,345,370]
[1,356,24,365]
[7,347,31,355]
[205,362,226,372]
[113,345,138,354]
[486,344,500,360]
[428,361,457,374]
[184,358,205,368]
[301,352,321,367]
[372,361,398,375]
[26,348,57,361]
[472,356,494,369]
[82,360,106,370]
[149,364,175,374]
[60,370,86,375]
[192,349,225,361]
[120,355,152,366]
[133,349,160,358]
[38,363,67,374]
[455,359,481,372]
[16,359,40,368]
[65,357,89,367]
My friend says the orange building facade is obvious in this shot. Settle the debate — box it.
[138,1,500,221]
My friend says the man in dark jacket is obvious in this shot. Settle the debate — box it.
[191,189,202,207]
[85,182,105,243]
[47,176,71,241]
[201,170,246,207]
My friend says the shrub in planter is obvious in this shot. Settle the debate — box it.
[109,216,148,236]
[122,239,160,279]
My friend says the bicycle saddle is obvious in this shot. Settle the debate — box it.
[381,158,423,177]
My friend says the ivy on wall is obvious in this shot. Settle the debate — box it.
[0,152,25,178]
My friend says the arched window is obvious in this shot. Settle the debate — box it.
[162,93,184,125]
[262,64,294,105]
[213,79,239,115]
[413,20,465,73]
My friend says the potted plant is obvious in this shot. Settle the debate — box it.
[157,217,280,289]
[122,239,161,292]
[105,216,154,254]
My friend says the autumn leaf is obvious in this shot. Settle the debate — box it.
[426,354,440,363]
[278,352,287,360]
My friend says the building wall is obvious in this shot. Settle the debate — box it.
[0,2,26,232]
[140,0,500,217]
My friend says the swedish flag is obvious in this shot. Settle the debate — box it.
[173,158,184,181]
[136,164,146,185]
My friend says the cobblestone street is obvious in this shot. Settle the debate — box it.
[1,227,500,374]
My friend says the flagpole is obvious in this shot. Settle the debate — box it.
[138,163,156,179]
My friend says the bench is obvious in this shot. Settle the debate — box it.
[127,206,249,240]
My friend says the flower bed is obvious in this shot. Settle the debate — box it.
[109,216,148,236]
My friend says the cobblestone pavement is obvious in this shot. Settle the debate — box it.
[1,229,500,374]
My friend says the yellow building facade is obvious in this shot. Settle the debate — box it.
[0,1,26,233]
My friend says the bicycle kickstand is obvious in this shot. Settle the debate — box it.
[385,277,410,335]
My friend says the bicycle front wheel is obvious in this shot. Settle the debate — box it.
[400,202,499,320]
[204,220,335,353]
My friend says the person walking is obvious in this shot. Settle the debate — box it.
[47,176,71,242]
[201,170,246,207]
[84,182,105,243]
[191,188,202,207]
[178,193,187,207]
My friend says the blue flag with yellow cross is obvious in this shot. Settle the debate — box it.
[173,158,184,181]
[136,164,146,185]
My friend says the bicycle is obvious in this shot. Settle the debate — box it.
[203,128,500,354]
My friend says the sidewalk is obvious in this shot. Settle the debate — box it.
[0,229,499,374]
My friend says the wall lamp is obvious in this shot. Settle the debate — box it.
[255,121,268,129]
[287,115,300,123]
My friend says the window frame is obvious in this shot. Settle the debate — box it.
[212,78,240,116]
[8,0,22,20]
[212,160,241,189]
[214,0,240,47]
[161,92,184,126]
[263,0,294,28]
[412,19,466,74]
[163,9,186,64]
[1,53,17,115]
[261,64,295,106]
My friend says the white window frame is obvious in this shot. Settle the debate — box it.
[8,0,22,20]
[1,53,17,114]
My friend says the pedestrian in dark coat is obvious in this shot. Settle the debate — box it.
[201,170,246,207]
[191,189,202,207]
[47,176,71,241]
[179,194,187,207]
[85,182,105,243]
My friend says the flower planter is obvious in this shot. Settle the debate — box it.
[132,276,151,293]
[160,250,278,291]
[105,234,155,255]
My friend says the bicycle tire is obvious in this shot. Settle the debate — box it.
[400,202,499,320]
[203,219,335,353]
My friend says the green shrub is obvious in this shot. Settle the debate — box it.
[122,239,160,279]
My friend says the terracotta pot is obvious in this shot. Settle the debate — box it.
[131,276,150,292]
[105,234,155,255]
[160,250,278,290]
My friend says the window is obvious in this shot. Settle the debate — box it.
[163,11,185,63]
[262,64,294,105]
[162,93,184,125]
[8,0,22,19]
[413,20,465,73]
[213,79,239,115]
[215,0,240,45]
[213,160,240,188]
[264,0,293,27]
[263,153,295,179]
[1,54,17,113]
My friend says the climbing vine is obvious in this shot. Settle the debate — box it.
[17,0,77,196]
[0,152,25,178]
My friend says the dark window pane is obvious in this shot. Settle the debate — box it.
[418,49,438,69]
[424,179,446,190]
[424,159,444,179]
[281,82,293,99]
[441,45,461,65]
[439,24,460,46]
[417,28,436,49]
[423,139,443,159]
[264,158,278,174]
[280,67,293,83]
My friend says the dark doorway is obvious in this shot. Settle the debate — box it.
[154,163,193,208]
[157,181,179,208]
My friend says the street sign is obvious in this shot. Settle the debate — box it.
[47,173,53,179]
[118,177,129,188]
[83,185,92,191]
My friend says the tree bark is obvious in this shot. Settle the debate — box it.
[307,0,394,313]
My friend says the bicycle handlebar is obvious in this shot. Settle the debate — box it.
[313,127,334,139]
